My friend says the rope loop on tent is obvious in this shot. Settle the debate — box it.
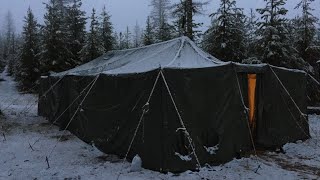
[160,70,201,169]
[142,102,150,114]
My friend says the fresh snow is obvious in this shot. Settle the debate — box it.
[1,68,320,179]
[130,155,142,172]
[52,37,225,76]
[204,145,219,155]
[174,152,192,162]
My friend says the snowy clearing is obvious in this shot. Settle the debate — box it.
[0,70,320,180]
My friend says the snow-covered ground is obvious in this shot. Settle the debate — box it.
[0,69,320,180]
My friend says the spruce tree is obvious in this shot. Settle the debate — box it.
[81,8,104,62]
[256,0,292,67]
[143,16,155,45]
[100,5,114,52]
[18,7,40,90]
[133,22,142,48]
[65,0,86,67]
[0,34,4,71]
[124,26,132,49]
[203,0,246,62]
[118,32,126,50]
[4,11,17,76]
[41,0,70,74]
[171,0,208,40]
[150,0,173,42]
[294,0,319,66]
[244,9,259,60]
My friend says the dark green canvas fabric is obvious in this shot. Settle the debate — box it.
[38,64,309,172]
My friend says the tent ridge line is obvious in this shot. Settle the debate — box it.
[165,38,186,67]
[187,37,221,64]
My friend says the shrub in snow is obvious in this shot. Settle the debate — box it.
[130,154,142,172]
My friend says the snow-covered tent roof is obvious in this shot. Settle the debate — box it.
[54,36,225,76]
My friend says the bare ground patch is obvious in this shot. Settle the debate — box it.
[260,153,320,177]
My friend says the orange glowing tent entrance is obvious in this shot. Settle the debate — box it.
[248,74,257,132]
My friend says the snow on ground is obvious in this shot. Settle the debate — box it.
[1,69,320,180]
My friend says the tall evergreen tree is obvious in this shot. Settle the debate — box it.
[124,26,132,49]
[0,33,5,71]
[203,0,246,62]
[65,0,86,67]
[133,21,142,48]
[81,8,104,62]
[294,0,319,66]
[244,9,259,60]
[256,0,301,68]
[3,11,17,75]
[150,0,173,42]
[18,7,40,90]
[40,0,70,74]
[171,0,208,40]
[100,5,114,52]
[143,16,155,45]
[118,32,125,50]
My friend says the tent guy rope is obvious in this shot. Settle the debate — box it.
[116,70,161,180]
[45,74,100,167]
[30,76,100,148]
[269,65,319,145]
[160,70,202,169]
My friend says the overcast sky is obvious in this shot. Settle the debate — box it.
[0,0,318,34]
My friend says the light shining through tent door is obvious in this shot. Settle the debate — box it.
[248,74,257,133]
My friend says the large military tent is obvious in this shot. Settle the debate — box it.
[38,37,310,172]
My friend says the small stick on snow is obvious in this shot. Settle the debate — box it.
[28,142,34,151]
[2,133,6,141]
[46,156,50,169]
[254,165,261,174]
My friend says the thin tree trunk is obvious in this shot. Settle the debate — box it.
[186,0,193,40]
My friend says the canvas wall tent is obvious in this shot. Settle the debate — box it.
[38,37,310,172]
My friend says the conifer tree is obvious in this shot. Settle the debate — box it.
[65,0,86,67]
[244,9,259,60]
[294,0,319,65]
[18,7,40,90]
[4,11,17,76]
[256,0,291,66]
[41,0,70,73]
[124,26,132,49]
[100,5,114,52]
[118,32,126,50]
[203,0,246,62]
[150,0,173,42]
[0,34,5,71]
[133,22,142,48]
[143,16,155,45]
[81,8,104,62]
[171,0,208,40]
